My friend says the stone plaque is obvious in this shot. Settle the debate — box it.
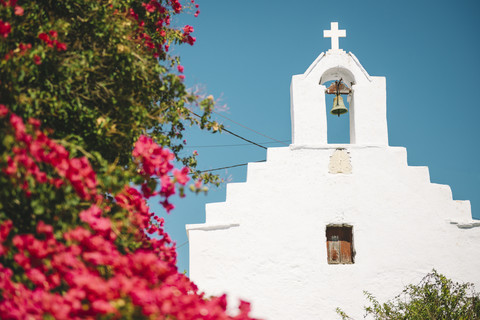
[329,149,352,174]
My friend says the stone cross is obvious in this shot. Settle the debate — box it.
[323,22,346,51]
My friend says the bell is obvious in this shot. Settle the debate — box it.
[330,95,348,117]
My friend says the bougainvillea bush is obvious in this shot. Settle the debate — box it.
[0,0,221,180]
[0,106,255,319]
[0,0,255,319]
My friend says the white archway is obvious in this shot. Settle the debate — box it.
[320,67,356,144]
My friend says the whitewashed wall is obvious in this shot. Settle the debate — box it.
[186,51,480,320]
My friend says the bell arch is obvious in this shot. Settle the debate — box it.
[290,51,388,147]
[319,67,355,86]
[320,67,357,144]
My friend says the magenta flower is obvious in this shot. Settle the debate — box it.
[0,21,11,38]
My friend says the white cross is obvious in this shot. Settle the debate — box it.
[323,22,346,51]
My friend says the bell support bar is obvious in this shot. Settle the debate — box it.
[325,78,352,95]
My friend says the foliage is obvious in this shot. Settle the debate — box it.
[0,0,255,319]
[337,270,480,320]
[0,0,221,180]
[0,107,255,319]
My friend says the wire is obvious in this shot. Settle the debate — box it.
[164,160,267,179]
[220,127,267,149]
[187,110,271,150]
[184,140,290,148]
[177,241,189,249]
[212,110,289,146]
[198,160,266,173]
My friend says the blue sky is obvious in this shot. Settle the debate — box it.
[151,0,480,273]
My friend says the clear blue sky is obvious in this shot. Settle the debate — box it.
[150,0,480,273]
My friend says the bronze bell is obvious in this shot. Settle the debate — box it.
[330,95,348,117]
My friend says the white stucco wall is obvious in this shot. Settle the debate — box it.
[187,146,480,319]
[186,50,480,319]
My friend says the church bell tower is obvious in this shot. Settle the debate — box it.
[187,22,480,319]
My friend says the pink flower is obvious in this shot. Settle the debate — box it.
[0,220,13,243]
[38,32,49,41]
[173,167,190,185]
[36,221,53,237]
[83,252,106,265]
[79,205,112,234]
[133,135,175,177]
[55,41,67,51]
[171,0,182,13]
[183,25,194,34]
[238,300,252,315]
[183,35,196,46]
[194,179,202,189]
[129,8,138,20]
[14,6,23,16]
[26,268,47,287]
[177,65,184,73]
[64,226,91,242]
[4,156,17,175]
[28,118,41,128]
[0,104,8,117]
[161,199,174,212]
[91,300,115,314]
[142,1,157,13]
[0,245,7,256]
[0,21,11,38]
[18,42,31,54]
[10,114,26,139]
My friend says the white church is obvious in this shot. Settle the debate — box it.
[186,23,480,319]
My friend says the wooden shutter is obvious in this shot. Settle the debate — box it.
[326,226,353,264]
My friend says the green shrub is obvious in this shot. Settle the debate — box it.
[337,270,480,319]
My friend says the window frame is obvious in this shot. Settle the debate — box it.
[326,224,355,264]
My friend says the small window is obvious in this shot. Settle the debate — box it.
[326,225,354,264]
